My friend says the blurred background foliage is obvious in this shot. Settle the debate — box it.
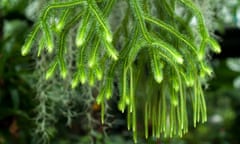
[0,0,240,144]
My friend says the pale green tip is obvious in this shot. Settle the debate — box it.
[45,62,57,80]
[78,69,87,84]
[155,74,163,83]
[80,75,86,84]
[96,70,103,81]
[177,56,184,64]
[47,43,54,54]
[101,104,105,124]
[45,72,52,80]
[125,96,130,105]
[105,89,112,100]
[96,96,102,105]
[37,48,42,57]
[111,53,118,61]
[21,44,31,56]
[71,78,79,89]
[89,78,95,87]
[186,79,194,87]
[118,101,125,113]
[76,38,84,47]
[56,23,63,32]
[145,134,148,139]
[105,33,112,42]
[61,70,67,79]
[21,47,29,56]
[88,59,95,68]
[172,99,178,106]
[197,53,204,61]
[205,68,212,76]
[208,38,221,53]
[201,64,213,76]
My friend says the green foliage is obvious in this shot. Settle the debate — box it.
[0,14,35,144]
[20,0,222,143]
[177,59,240,144]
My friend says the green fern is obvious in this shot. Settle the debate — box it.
[22,0,220,143]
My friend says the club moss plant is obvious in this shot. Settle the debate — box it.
[21,0,221,143]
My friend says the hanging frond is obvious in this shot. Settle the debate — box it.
[21,0,220,143]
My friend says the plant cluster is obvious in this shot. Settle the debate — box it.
[21,0,221,143]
